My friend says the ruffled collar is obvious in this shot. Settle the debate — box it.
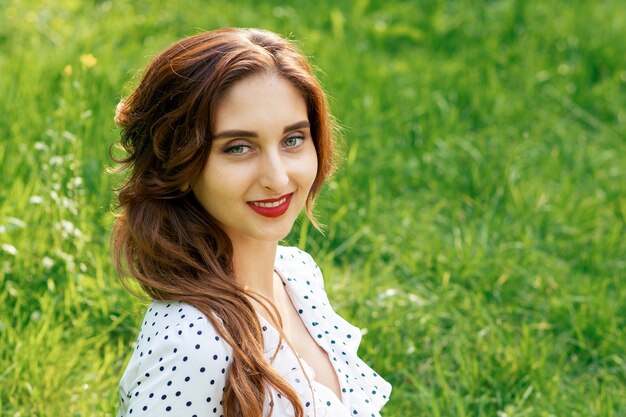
[256,246,391,417]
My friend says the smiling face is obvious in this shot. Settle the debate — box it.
[192,72,318,247]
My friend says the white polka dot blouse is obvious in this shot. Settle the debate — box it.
[117,246,392,417]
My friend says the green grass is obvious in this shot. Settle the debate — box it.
[1,0,626,416]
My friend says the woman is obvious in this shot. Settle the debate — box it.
[112,28,391,417]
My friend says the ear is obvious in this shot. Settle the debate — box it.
[180,182,190,192]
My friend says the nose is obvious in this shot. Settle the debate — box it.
[258,150,290,192]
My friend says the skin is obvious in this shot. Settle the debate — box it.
[192,72,342,400]
[192,71,317,292]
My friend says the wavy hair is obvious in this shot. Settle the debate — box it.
[111,28,335,417]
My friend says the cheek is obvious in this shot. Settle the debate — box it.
[300,147,319,189]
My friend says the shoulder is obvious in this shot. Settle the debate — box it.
[118,300,232,417]
[275,245,324,290]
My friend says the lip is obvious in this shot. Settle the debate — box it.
[247,193,293,218]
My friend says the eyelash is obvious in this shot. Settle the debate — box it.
[283,134,305,148]
[224,142,251,155]
[222,134,306,155]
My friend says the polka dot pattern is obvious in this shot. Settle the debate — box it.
[117,246,391,417]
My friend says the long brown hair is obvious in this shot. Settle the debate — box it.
[111,28,335,417]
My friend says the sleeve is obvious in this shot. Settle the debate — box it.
[117,300,233,417]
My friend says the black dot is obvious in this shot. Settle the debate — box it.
[142,406,147,411]
[166,406,171,412]
[200,367,206,373]
[213,354,218,360]
[186,401,192,407]
[161,395,167,400]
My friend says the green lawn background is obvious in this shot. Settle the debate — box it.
[1,0,625,416]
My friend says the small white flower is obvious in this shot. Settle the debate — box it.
[34,141,49,151]
[2,244,17,256]
[49,156,64,166]
[29,195,44,204]
[68,177,83,189]
[378,288,398,300]
[42,256,55,269]
[55,220,82,239]
[7,217,26,228]
[62,131,76,142]
[408,293,427,306]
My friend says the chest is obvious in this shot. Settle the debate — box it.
[278,292,342,400]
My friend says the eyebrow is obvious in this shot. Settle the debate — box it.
[212,120,310,140]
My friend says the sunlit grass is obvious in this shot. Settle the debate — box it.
[1,0,625,416]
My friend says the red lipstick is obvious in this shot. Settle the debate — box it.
[247,193,293,218]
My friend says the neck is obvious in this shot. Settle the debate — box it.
[231,239,279,302]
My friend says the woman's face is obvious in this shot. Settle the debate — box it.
[192,72,318,247]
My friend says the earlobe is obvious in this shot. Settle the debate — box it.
[180,182,190,192]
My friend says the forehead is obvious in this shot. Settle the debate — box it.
[213,73,308,133]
